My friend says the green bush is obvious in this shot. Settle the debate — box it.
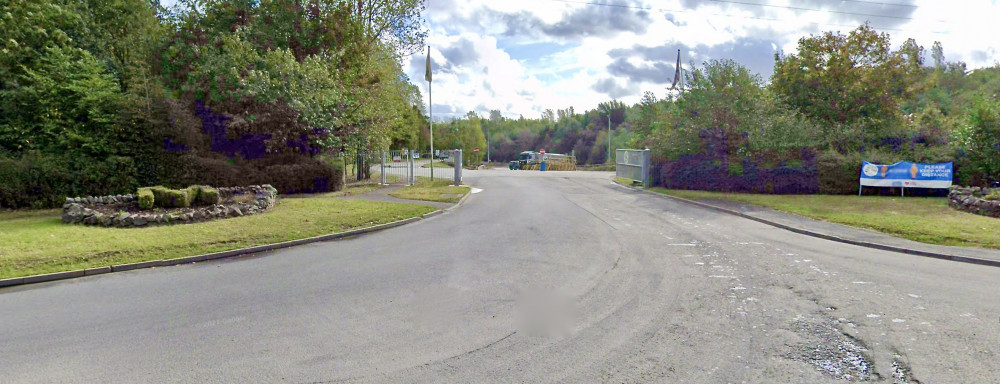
[183,186,200,205]
[137,188,154,210]
[0,152,138,209]
[953,97,1000,186]
[816,151,862,195]
[164,189,190,208]
[149,186,169,206]
[195,185,220,206]
[260,159,340,194]
[147,186,190,208]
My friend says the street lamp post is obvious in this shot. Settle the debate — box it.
[607,114,612,163]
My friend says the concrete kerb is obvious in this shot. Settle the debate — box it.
[446,188,473,212]
[613,180,1000,268]
[0,194,472,290]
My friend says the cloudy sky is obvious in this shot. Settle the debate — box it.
[406,0,1000,120]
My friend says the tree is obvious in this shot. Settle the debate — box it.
[0,0,127,157]
[541,109,555,123]
[349,0,428,57]
[954,97,1000,186]
[931,41,945,71]
[771,23,916,149]
[630,91,659,143]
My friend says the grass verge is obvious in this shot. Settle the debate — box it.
[0,198,435,279]
[389,178,470,203]
[283,183,383,199]
[650,188,1000,249]
[614,177,639,186]
[421,161,452,168]
[579,164,616,171]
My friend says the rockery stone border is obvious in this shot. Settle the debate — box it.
[61,185,279,227]
[948,186,1000,218]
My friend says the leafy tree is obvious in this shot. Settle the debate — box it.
[629,91,659,144]
[931,41,945,71]
[771,24,918,149]
[349,0,428,57]
[0,0,126,157]
[953,97,1000,186]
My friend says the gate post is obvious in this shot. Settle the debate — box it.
[642,149,651,187]
[380,150,386,185]
[408,149,415,185]
[453,149,462,186]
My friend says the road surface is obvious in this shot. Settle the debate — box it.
[1,169,997,383]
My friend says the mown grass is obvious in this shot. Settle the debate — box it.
[421,161,452,168]
[294,183,382,198]
[579,164,616,171]
[614,177,639,186]
[0,197,435,279]
[389,178,470,203]
[651,188,1000,249]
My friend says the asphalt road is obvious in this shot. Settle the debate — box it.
[2,169,998,383]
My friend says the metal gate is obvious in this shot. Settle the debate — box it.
[616,149,651,187]
[342,150,417,186]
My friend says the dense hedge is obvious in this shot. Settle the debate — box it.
[158,153,343,195]
[651,147,960,195]
[0,152,138,209]
[0,150,341,209]
[652,154,820,194]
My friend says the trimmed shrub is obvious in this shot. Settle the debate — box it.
[164,189,190,208]
[158,153,342,195]
[0,152,138,209]
[148,186,190,208]
[195,185,220,206]
[183,185,200,205]
[260,159,340,194]
[137,188,155,210]
[149,186,170,206]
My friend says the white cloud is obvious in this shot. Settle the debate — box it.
[412,0,1000,120]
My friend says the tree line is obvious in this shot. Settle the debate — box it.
[459,24,1000,192]
[0,0,429,208]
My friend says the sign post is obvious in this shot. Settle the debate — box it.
[540,148,547,172]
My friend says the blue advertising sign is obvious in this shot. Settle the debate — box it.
[859,161,953,189]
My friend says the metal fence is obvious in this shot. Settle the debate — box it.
[616,149,651,187]
[340,150,417,186]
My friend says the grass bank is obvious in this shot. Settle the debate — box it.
[651,188,1000,249]
[0,197,435,279]
[389,178,470,203]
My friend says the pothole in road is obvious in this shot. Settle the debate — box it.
[891,354,920,384]
[787,316,878,381]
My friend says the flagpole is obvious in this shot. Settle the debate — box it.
[429,78,434,181]
[427,46,434,181]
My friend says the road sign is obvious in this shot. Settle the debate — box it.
[540,148,545,155]
[473,147,479,153]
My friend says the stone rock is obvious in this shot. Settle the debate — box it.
[133,216,147,226]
